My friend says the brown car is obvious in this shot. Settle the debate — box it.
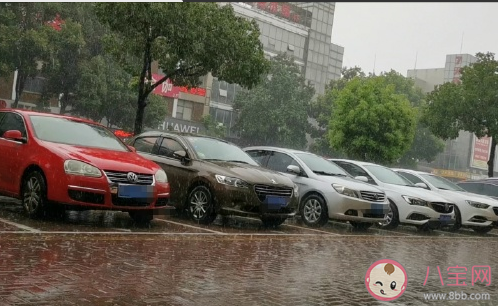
[127,131,299,226]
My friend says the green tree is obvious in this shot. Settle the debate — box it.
[94,3,269,135]
[201,114,227,139]
[233,54,314,149]
[41,19,86,114]
[309,66,365,156]
[329,77,417,164]
[423,52,498,177]
[0,3,60,108]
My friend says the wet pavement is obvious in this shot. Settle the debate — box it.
[0,197,497,305]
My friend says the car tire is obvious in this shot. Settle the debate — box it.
[472,225,494,234]
[448,206,462,232]
[128,210,154,224]
[187,185,217,224]
[21,171,47,219]
[350,221,373,230]
[376,200,399,230]
[261,217,286,228]
[300,194,328,228]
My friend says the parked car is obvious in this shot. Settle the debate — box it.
[393,168,498,233]
[0,109,171,223]
[243,147,389,229]
[328,159,456,230]
[127,131,299,227]
[457,178,498,201]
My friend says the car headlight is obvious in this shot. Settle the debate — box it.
[402,195,428,206]
[466,200,490,209]
[332,184,358,198]
[293,183,299,197]
[215,175,248,188]
[64,160,102,178]
[154,169,168,183]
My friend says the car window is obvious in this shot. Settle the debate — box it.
[267,152,300,173]
[482,184,498,198]
[398,172,425,185]
[456,182,484,194]
[0,112,27,138]
[246,150,269,166]
[157,137,184,158]
[420,174,465,191]
[363,165,413,186]
[132,136,158,154]
[333,161,376,184]
[185,136,258,165]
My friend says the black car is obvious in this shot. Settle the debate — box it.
[127,131,299,226]
[457,178,498,200]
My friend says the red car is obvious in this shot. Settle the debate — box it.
[0,109,171,223]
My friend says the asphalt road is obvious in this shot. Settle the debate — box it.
[0,197,496,306]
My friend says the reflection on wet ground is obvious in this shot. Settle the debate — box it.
[0,196,497,305]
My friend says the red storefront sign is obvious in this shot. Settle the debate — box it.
[151,74,206,98]
[470,135,492,170]
[0,100,6,109]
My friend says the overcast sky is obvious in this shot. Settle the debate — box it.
[332,2,498,76]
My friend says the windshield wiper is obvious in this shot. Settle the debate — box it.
[313,170,346,177]
[204,159,250,164]
[226,160,250,164]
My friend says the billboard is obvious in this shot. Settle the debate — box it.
[470,135,492,170]
[244,2,312,28]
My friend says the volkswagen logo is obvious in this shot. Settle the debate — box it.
[127,172,138,183]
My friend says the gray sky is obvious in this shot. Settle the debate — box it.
[332,2,498,76]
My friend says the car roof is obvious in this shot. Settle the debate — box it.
[137,130,231,144]
[328,158,379,167]
[2,108,100,126]
[243,146,315,156]
[391,168,431,175]
[459,178,498,185]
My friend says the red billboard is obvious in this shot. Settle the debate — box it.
[470,135,492,170]
[151,74,206,98]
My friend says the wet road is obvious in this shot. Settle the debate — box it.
[0,197,497,305]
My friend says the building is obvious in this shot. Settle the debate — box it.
[210,2,344,139]
[408,53,494,180]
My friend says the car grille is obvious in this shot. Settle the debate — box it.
[104,170,153,185]
[430,202,454,214]
[360,191,386,202]
[254,184,293,202]
[493,207,498,216]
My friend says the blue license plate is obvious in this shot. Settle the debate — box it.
[439,214,451,222]
[265,196,289,209]
[118,184,153,198]
[370,203,388,213]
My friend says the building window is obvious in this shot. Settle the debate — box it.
[176,100,193,121]
[24,76,46,94]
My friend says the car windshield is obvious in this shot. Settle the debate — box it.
[295,153,349,176]
[185,136,259,166]
[29,115,129,152]
[364,165,413,186]
[421,174,466,191]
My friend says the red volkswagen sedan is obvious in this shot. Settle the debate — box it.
[0,109,171,223]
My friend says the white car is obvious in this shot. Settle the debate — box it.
[393,168,498,234]
[244,147,389,230]
[329,159,456,230]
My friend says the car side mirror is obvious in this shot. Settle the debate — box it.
[415,182,429,189]
[173,150,187,160]
[355,176,369,183]
[287,165,301,175]
[127,145,136,152]
[3,130,26,143]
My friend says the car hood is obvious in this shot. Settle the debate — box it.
[316,175,384,193]
[205,161,294,187]
[45,142,160,174]
[381,183,452,203]
[439,190,498,207]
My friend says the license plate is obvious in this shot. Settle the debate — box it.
[370,203,388,213]
[439,214,451,222]
[265,196,289,209]
[118,184,153,199]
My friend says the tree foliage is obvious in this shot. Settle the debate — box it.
[201,114,227,139]
[233,54,314,149]
[423,52,498,177]
[94,3,269,135]
[329,77,417,164]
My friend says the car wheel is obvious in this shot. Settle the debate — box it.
[21,171,47,219]
[300,194,328,228]
[187,185,217,224]
[128,210,154,224]
[448,206,462,232]
[472,225,494,234]
[376,200,399,230]
[350,221,372,230]
[261,217,286,228]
